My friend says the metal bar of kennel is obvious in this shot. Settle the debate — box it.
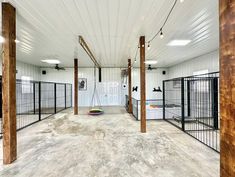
[187,80,191,117]
[181,78,185,131]
[212,78,219,130]
[33,82,36,114]
[38,82,41,121]
[65,84,67,109]
[70,85,73,107]
[163,81,166,120]
[54,83,57,114]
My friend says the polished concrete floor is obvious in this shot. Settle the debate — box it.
[0,107,219,177]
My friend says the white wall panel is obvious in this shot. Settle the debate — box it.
[0,59,40,114]
[40,67,126,107]
[132,68,168,100]
[97,68,126,106]
[168,50,219,79]
[16,61,41,80]
[0,59,40,80]
[40,67,170,106]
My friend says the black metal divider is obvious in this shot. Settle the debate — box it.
[187,80,191,117]
[163,81,165,120]
[33,82,36,114]
[39,82,41,121]
[212,78,219,130]
[65,84,67,109]
[181,77,185,131]
[54,83,57,114]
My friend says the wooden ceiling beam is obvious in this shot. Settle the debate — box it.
[78,36,101,68]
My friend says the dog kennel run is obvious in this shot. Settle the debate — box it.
[163,72,220,152]
[0,77,72,138]
[125,95,164,120]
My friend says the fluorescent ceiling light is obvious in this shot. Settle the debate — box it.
[167,40,191,46]
[41,59,60,64]
[145,60,158,65]
[0,36,4,43]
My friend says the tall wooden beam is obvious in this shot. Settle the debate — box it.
[2,2,17,164]
[220,1,235,176]
[74,59,78,115]
[140,36,146,133]
[128,59,132,113]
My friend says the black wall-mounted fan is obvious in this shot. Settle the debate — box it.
[55,64,65,71]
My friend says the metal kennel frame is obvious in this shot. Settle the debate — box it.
[125,95,164,121]
[163,72,220,152]
[0,77,72,138]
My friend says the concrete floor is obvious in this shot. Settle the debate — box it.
[0,107,219,177]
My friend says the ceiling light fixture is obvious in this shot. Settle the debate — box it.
[145,60,158,65]
[167,40,191,46]
[0,36,5,43]
[180,0,184,3]
[41,59,61,64]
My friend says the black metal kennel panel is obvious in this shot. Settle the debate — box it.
[0,79,72,139]
[40,82,55,116]
[16,80,40,130]
[163,78,184,129]
[56,83,66,112]
[66,84,72,108]
[163,72,220,152]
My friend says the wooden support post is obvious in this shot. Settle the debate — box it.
[128,59,132,113]
[74,59,78,115]
[140,36,146,133]
[2,2,17,164]
[220,1,235,176]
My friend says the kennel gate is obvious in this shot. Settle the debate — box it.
[163,72,220,152]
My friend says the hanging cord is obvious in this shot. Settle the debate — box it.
[94,67,102,108]
[90,67,102,109]
[133,45,139,64]
[90,67,96,108]
[133,0,178,64]
[148,0,178,43]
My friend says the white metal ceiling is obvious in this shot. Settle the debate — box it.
[0,0,219,68]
